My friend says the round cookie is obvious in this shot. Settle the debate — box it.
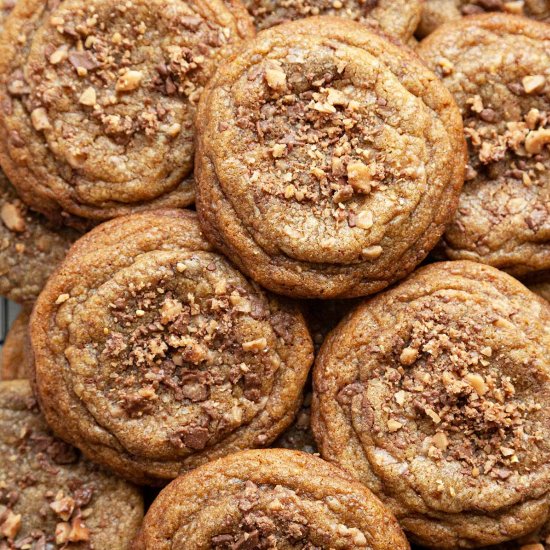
[419,14,550,276]
[244,0,423,41]
[0,379,143,549]
[312,261,550,548]
[0,307,32,380]
[195,16,465,299]
[417,0,550,38]
[0,0,253,223]
[31,209,313,484]
[0,169,79,303]
[134,448,410,549]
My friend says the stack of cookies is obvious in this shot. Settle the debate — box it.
[0,0,548,548]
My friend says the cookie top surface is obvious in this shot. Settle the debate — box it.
[0,379,143,549]
[244,0,422,41]
[0,0,252,221]
[136,448,410,549]
[312,261,550,548]
[196,16,465,298]
[31,210,313,483]
[0,169,79,303]
[419,14,550,275]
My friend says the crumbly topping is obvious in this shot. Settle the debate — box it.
[0,396,96,549]
[351,299,547,481]
[211,482,366,549]
[237,50,415,231]
[91,254,286,452]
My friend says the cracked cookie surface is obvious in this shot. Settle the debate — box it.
[30,210,313,484]
[312,261,550,548]
[419,14,550,276]
[0,0,253,222]
[135,449,410,549]
[196,16,465,299]
[0,379,143,549]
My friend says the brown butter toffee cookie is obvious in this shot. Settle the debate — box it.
[0,169,79,303]
[0,307,32,380]
[30,210,313,484]
[417,0,550,38]
[195,17,465,299]
[312,261,550,549]
[244,0,423,41]
[0,0,253,223]
[419,14,550,276]
[134,449,410,549]
[0,380,143,549]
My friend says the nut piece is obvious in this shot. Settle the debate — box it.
[69,517,90,542]
[387,419,403,432]
[55,522,71,545]
[465,373,488,396]
[265,67,287,91]
[522,75,545,94]
[242,337,267,352]
[356,210,373,230]
[1,203,26,232]
[347,161,372,194]
[31,107,52,131]
[50,494,75,521]
[0,510,21,539]
[116,70,143,92]
[49,45,69,64]
[399,347,419,366]
[525,128,550,155]
[503,1,525,14]
[432,432,449,450]
[55,293,70,304]
[79,86,97,106]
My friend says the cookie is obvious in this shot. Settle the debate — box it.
[419,14,550,276]
[196,16,465,299]
[312,261,550,548]
[30,209,313,484]
[0,0,253,223]
[0,169,79,303]
[0,379,143,549]
[244,0,422,41]
[0,307,32,380]
[134,448,410,549]
[417,0,550,38]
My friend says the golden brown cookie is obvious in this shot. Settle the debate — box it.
[244,0,423,41]
[419,14,550,276]
[135,448,410,549]
[312,261,550,549]
[0,0,253,223]
[417,0,550,38]
[196,17,465,299]
[0,379,143,549]
[31,210,313,484]
[0,307,32,380]
[0,169,79,303]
